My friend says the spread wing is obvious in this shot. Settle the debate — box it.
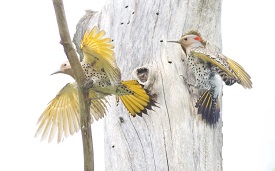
[80,26,121,86]
[89,90,109,122]
[222,54,252,89]
[190,48,252,89]
[190,48,235,79]
[35,83,108,143]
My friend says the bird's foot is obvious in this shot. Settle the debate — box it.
[187,83,198,94]
[83,79,94,90]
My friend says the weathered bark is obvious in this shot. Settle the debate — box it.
[75,0,223,170]
[52,1,94,171]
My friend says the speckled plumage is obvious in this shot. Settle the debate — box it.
[186,47,222,125]
[79,26,156,116]
[36,26,156,143]
[82,62,134,96]
[169,31,252,125]
[186,48,212,89]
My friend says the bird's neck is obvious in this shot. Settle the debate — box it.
[186,42,204,53]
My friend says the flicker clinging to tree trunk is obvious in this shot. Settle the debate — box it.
[35,26,156,143]
[168,31,252,125]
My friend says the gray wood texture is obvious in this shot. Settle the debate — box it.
[74,0,223,170]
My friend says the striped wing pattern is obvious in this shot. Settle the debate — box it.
[190,48,252,89]
[81,26,121,86]
[35,83,108,143]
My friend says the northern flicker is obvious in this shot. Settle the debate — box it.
[36,26,156,142]
[78,26,156,116]
[168,31,252,125]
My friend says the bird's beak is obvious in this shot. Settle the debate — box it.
[167,40,180,44]
[51,70,61,76]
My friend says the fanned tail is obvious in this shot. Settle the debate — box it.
[119,80,156,117]
[226,57,252,89]
[195,90,220,125]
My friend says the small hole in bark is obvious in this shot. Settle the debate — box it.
[127,21,130,24]
[156,12,159,15]
[111,39,114,42]
[112,145,115,148]
[120,22,124,25]
[160,40,163,42]
[132,12,135,14]
[119,116,124,123]
[125,6,128,8]
[168,61,172,64]
[136,67,149,83]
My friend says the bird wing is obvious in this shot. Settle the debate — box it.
[81,26,121,86]
[220,54,252,89]
[190,48,252,89]
[35,83,80,143]
[190,48,236,79]
[35,83,108,143]
[89,90,109,122]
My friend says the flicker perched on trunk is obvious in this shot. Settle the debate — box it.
[36,26,156,143]
[168,31,252,125]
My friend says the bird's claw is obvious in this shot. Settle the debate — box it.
[83,79,94,90]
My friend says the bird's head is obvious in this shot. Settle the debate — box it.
[51,61,75,79]
[178,34,203,48]
[167,31,206,54]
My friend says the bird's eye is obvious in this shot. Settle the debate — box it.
[63,63,67,66]
[184,37,188,41]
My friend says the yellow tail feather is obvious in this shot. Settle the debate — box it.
[119,80,156,117]
[195,90,220,125]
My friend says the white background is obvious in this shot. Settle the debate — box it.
[0,0,274,170]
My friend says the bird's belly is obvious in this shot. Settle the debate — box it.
[84,68,114,94]
[90,76,115,94]
[187,56,211,89]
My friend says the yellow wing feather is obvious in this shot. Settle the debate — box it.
[226,57,252,89]
[81,26,121,86]
[89,90,109,123]
[191,49,252,89]
[35,83,79,143]
[35,82,108,143]
[190,50,235,78]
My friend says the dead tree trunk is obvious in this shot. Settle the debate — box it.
[74,0,223,170]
